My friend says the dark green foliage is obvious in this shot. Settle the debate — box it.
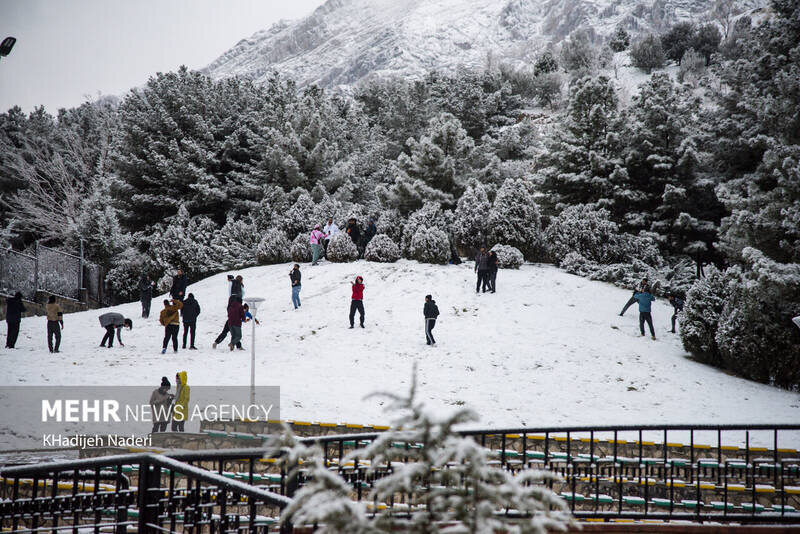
[660,22,695,64]
[691,24,722,65]
[630,35,666,73]
[533,51,558,75]
[608,26,630,52]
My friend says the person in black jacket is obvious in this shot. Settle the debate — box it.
[181,293,201,349]
[5,291,25,348]
[138,274,155,318]
[487,250,498,293]
[170,269,188,302]
[667,294,684,334]
[424,294,440,346]
[290,264,301,309]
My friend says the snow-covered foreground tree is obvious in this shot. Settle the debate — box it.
[270,366,573,533]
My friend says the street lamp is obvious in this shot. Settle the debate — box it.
[245,297,264,406]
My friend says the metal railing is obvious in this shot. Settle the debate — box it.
[2,424,799,531]
[0,452,290,533]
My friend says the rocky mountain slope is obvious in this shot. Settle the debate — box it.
[203,0,763,88]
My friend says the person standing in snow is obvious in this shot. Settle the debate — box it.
[363,218,377,250]
[149,377,173,433]
[474,246,490,293]
[99,312,132,348]
[213,294,241,349]
[349,276,365,329]
[310,224,326,266]
[619,278,648,316]
[227,296,246,351]
[181,293,201,349]
[228,274,245,299]
[45,295,63,353]
[346,218,361,250]
[667,294,684,334]
[138,274,155,318]
[487,250,498,293]
[424,294,440,345]
[172,371,190,432]
[634,288,656,340]
[290,264,302,309]
[323,217,339,258]
[5,291,25,349]
[160,298,183,354]
[170,269,188,302]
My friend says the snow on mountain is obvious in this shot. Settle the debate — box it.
[203,0,762,88]
[2,260,797,449]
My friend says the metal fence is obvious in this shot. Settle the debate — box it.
[0,249,36,298]
[0,243,106,303]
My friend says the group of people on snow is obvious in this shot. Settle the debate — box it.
[473,246,499,294]
[310,216,378,265]
[618,277,684,340]
[149,372,190,433]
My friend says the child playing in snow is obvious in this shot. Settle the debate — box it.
[349,276,365,329]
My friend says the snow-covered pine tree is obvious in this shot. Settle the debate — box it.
[408,227,450,264]
[327,233,359,263]
[265,427,373,534]
[148,204,221,280]
[538,76,623,212]
[630,35,666,73]
[608,26,630,52]
[679,266,735,367]
[347,365,573,534]
[364,234,401,263]
[660,22,695,65]
[256,228,291,265]
[398,112,475,197]
[280,192,319,240]
[400,202,452,255]
[213,216,261,269]
[486,178,542,259]
[490,244,524,269]
[452,181,490,252]
[291,233,312,263]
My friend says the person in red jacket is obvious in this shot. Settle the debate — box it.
[349,276,365,329]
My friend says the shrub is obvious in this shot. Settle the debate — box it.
[256,228,291,264]
[290,233,312,263]
[630,34,666,73]
[545,205,661,266]
[487,178,543,260]
[608,26,630,52]
[401,202,451,255]
[453,182,490,251]
[364,234,400,263]
[677,48,705,85]
[409,227,450,264]
[326,233,359,263]
[534,51,558,75]
[532,72,563,108]
[560,30,595,73]
[490,244,524,269]
[680,266,735,367]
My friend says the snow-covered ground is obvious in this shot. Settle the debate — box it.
[2,260,798,449]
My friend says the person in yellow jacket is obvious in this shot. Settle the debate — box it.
[172,371,190,432]
[159,298,183,354]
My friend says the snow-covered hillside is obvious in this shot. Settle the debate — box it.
[2,260,798,449]
[203,0,764,88]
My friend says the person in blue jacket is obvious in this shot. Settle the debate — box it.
[634,288,656,340]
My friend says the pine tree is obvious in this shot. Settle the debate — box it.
[630,35,666,73]
[660,22,695,64]
[452,181,491,251]
[487,178,542,259]
[608,26,630,52]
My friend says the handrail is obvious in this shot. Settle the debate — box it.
[0,451,290,508]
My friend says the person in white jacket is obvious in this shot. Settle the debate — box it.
[323,217,339,257]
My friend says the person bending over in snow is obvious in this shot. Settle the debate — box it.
[99,312,132,348]
[634,287,656,340]
[619,278,648,316]
[424,294,440,345]
[349,276,365,329]
[667,294,684,334]
[474,246,490,293]
[160,298,183,354]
